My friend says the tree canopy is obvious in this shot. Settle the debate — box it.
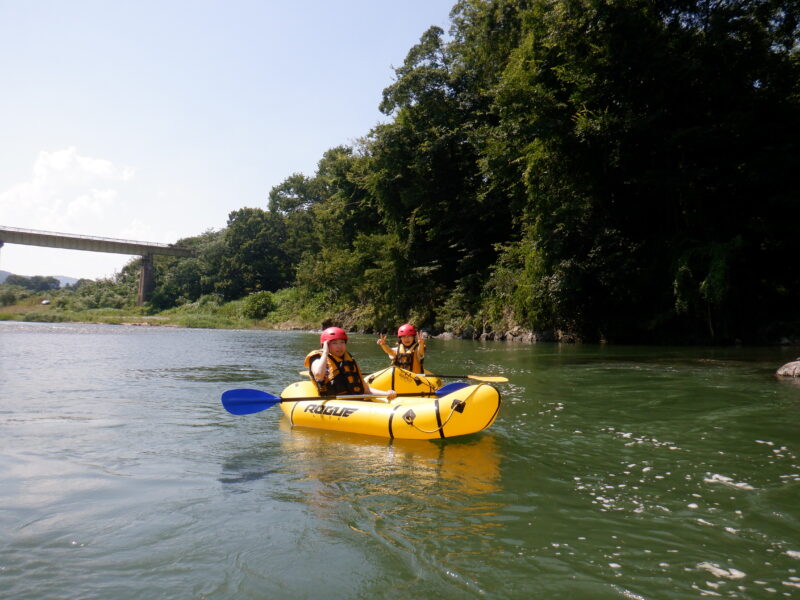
[107,0,800,342]
[4,274,61,291]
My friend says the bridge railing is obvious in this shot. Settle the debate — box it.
[0,225,185,249]
[0,225,195,258]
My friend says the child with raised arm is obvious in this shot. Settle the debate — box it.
[377,323,425,374]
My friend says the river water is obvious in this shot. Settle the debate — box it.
[1,321,798,599]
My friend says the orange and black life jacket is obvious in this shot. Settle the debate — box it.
[304,349,366,395]
[391,342,424,374]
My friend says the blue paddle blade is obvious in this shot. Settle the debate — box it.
[221,388,281,415]
[435,381,470,395]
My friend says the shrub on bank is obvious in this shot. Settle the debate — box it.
[242,291,276,319]
[259,287,327,328]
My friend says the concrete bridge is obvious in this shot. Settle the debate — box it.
[0,225,195,304]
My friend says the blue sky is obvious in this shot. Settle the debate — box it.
[0,0,454,279]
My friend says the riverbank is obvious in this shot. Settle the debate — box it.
[3,299,799,346]
[0,297,319,330]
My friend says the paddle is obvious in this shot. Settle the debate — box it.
[434,374,509,383]
[221,381,470,416]
[299,370,507,383]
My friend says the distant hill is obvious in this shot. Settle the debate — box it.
[0,270,79,287]
[53,275,80,287]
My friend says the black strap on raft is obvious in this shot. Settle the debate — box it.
[398,384,484,437]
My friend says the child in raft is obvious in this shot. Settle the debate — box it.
[306,327,397,400]
[377,323,426,374]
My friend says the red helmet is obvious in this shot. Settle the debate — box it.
[397,323,417,337]
[320,327,348,344]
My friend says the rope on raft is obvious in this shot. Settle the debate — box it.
[405,383,484,434]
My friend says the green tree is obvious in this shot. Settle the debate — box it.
[215,208,292,300]
[0,288,17,306]
[147,230,226,309]
[481,0,800,341]
[364,23,515,325]
[4,274,60,291]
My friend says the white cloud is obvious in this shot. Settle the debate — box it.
[117,218,158,243]
[31,147,135,186]
[0,147,135,234]
[66,189,119,219]
[0,148,144,279]
[0,147,210,279]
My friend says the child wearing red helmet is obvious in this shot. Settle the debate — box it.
[377,323,426,374]
[306,327,397,399]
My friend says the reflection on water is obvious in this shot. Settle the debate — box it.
[215,422,507,596]
[275,424,506,596]
[278,421,502,496]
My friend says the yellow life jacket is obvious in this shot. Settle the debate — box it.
[304,349,366,395]
[391,342,424,374]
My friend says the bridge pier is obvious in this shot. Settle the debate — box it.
[137,253,154,305]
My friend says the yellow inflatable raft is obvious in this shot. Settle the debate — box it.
[279,379,501,440]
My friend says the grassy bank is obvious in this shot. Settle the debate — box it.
[0,288,325,330]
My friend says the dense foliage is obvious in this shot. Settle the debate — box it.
[9,0,798,343]
[4,274,60,291]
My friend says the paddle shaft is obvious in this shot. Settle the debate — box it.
[279,391,445,402]
[220,378,475,416]
[435,374,509,383]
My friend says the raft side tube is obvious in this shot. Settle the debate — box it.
[279,380,500,440]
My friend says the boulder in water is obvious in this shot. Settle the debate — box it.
[776,359,800,377]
